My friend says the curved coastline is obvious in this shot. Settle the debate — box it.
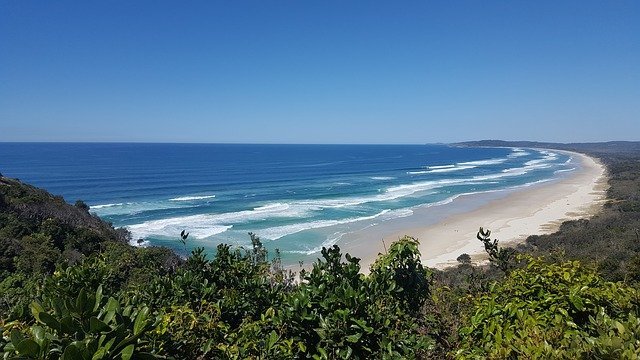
[345,150,608,272]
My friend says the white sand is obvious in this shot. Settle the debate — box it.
[392,151,607,269]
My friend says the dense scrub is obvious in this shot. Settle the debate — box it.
[2,141,640,358]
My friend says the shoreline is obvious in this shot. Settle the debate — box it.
[341,150,608,272]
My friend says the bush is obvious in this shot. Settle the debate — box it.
[1,286,158,359]
[457,256,640,359]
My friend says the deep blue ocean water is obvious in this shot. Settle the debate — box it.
[0,143,575,262]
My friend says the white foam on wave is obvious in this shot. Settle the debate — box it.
[398,155,562,196]
[554,168,576,174]
[513,178,553,187]
[258,209,392,240]
[411,157,508,176]
[508,148,530,158]
[500,161,553,176]
[286,232,348,255]
[127,194,420,242]
[426,164,456,170]
[539,150,559,160]
[386,208,414,218]
[169,195,216,202]
[408,165,477,175]
[457,158,509,166]
[370,176,395,180]
[386,178,482,198]
[127,202,306,240]
[524,159,547,166]
[128,217,232,240]
[522,150,559,168]
[253,203,290,212]
[91,203,124,209]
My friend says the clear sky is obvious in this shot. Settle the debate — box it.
[1,1,638,144]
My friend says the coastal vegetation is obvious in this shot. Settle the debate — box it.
[2,142,640,358]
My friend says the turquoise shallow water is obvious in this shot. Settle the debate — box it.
[0,143,574,262]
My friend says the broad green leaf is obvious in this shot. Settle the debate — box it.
[346,333,362,343]
[90,317,110,333]
[30,301,45,322]
[76,289,87,314]
[105,297,120,313]
[133,307,149,335]
[94,285,103,312]
[10,330,24,346]
[92,347,107,360]
[32,325,45,343]
[103,310,116,325]
[15,338,39,356]
[39,311,60,331]
[61,344,83,360]
[343,346,353,359]
[317,347,328,359]
[266,330,278,349]
[121,344,135,360]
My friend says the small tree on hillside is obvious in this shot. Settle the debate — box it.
[477,227,515,273]
[457,253,472,265]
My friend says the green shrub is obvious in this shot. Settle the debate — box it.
[1,286,158,359]
[457,256,640,359]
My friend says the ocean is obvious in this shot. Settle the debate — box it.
[0,143,575,263]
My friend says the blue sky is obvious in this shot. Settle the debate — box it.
[1,1,638,143]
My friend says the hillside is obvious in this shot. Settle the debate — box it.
[454,140,640,156]
[0,175,127,274]
[0,174,179,321]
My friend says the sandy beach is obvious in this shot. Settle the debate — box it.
[346,151,608,271]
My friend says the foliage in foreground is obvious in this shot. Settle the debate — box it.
[146,236,433,359]
[2,286,156,359]
[1,236,434,359]
[457,256,640,359]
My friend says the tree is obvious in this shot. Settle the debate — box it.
[456,253,471,265]
[74,200,90,211]
[477,227,515,273]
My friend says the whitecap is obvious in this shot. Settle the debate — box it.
[457,158,509,166]
[252,203,290,212]
[91,203,124,209]
[508,148,530,158]
[554,168,576,174]
[169,195,216,202]
[425,164,456,170]
[408,165,477,174]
